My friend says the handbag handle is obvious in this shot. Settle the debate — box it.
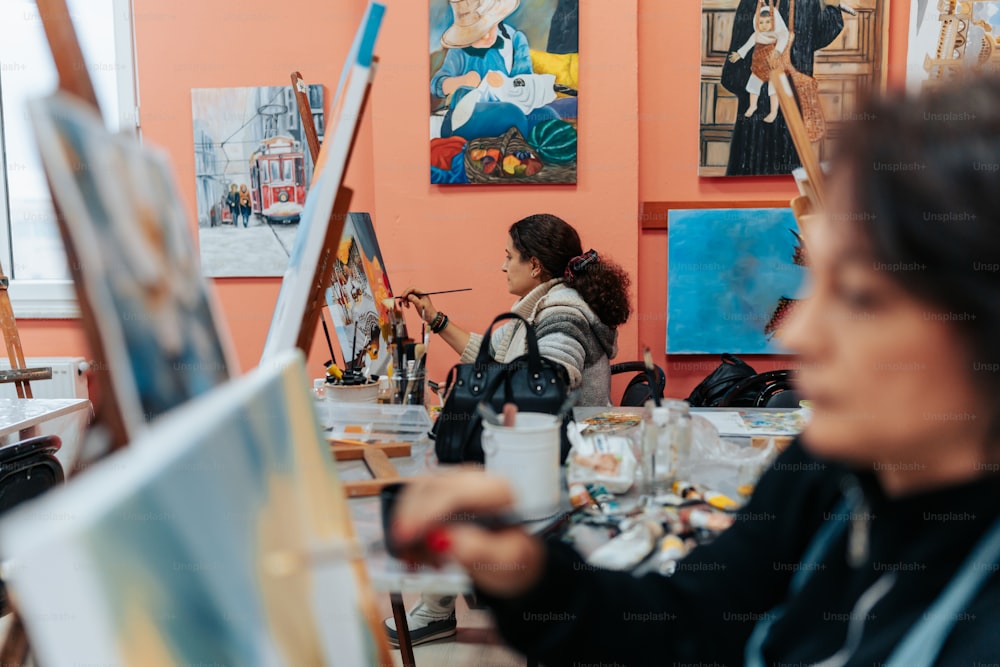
[473,312,543,375]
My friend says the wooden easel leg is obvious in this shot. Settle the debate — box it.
[390,591,416,667]
[0,614,31,667]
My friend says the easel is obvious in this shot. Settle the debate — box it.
[771,68,827,230]
[0,260,53,398]
[31,0,131,453]
[293,68,422,667]
[290,71,412,498]
[0,1,114,662]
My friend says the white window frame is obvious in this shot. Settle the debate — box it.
[2,0,139,319]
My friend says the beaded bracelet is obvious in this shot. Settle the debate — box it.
[430,312,450,334]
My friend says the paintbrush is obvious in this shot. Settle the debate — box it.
[502,403,518,427]
[397,288,472,300]
[643,346,663,408]
[477,401,503,426]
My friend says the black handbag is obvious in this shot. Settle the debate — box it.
[432,312,571,464]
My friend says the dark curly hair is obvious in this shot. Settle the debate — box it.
[836,75,1000,428]
[508,214,631,327]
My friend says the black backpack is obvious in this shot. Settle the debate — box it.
[687,354,798,408]
[717,369,798,407]
[686,354,757,407]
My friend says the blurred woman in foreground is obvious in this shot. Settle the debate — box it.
[389,75,1000,665]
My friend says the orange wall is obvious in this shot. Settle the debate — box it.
[17,1,915,399]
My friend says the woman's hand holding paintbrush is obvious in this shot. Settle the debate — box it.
[383,474,547,596]
[399,286,473,357]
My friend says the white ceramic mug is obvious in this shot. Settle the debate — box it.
[481,412,561,521]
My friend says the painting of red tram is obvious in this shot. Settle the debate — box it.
[249,135,307,224]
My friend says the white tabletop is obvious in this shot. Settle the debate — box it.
[0,398,92,439]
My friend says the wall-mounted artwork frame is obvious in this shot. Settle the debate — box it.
[699,0,888,177]
[192,84,325,277]
[429,0,580,185]
[667,207,806,354]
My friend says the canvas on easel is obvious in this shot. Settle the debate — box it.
[28,93,238,439]
[325,213,394,375]
[0,349,392,666]
[261,1,386,363]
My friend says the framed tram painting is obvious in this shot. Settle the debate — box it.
[191,84,325,277]
[698,0,888,177]
[429,0,579,185]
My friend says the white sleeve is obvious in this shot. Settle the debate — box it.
[775,12,790,53]
[737,33,758,59]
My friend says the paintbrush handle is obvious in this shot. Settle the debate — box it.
[401,288,472,298]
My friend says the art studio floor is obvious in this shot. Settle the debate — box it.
[378,593,528,667]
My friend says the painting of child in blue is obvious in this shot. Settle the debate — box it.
[429,0,580,185]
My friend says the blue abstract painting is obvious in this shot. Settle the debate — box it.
[667,208,805,354]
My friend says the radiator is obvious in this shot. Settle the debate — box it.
[0,356,90,400]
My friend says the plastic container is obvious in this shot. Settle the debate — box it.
[640,399,692,496]
[327,403,433,441]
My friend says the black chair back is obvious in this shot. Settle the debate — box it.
[610,361,666,407]
[0,435,64,615]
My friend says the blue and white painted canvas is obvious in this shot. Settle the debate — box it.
[667,208,805,354]
[0,350,391,666]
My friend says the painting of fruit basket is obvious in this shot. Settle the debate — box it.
[429,0,579,185]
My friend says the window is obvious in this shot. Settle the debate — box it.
[0,0,137,317]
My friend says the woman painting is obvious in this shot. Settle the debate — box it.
[384,212,631,645]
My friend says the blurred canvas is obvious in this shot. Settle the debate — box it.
[0,349,391,666]
[29,91,236,438]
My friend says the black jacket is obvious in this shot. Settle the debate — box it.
[479,440,1000,665]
